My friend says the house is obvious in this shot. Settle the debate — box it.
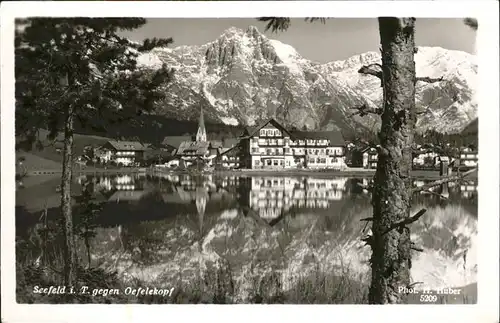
[97,141,147,166]
[362,147,378,169]
[238,119,347,170]
[214,138,241,169]
[412,145,440,169]
[458,146,478,169]
[176,141,217,166]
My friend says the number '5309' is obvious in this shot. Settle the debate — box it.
[420,294,438,303]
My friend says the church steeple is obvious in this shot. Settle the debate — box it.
[196,106,207,142]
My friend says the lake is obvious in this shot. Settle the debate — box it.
[16,173,478,303]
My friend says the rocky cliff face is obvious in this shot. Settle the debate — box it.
[137,26,477,134]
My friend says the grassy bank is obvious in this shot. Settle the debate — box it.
[16,259,369,304]
[16,257,476,304]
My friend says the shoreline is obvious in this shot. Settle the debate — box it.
[25,167,477,180]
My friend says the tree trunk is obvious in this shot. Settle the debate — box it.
[85,234,91,269]
[61,98,79,286]
[369,17,417,304]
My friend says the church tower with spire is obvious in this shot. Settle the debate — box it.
[196,106,207,142]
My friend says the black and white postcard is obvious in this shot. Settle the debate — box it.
[1,1,498,323]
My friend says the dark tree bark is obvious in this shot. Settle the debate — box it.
[368,17,417,304]
[60,73,79,287]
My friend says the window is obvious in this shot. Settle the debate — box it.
[267,129,273,136]
[254,160,260,166]
[267,160,272,166]
[252,148,258,153]
[284,148,290,154]
[260,129,266,136]
[273,160,279,166]
[267,149,272,155]
[310,158,315,163]
[320,158,326,163]
[280,160,284,166]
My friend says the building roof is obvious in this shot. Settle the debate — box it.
[210,140,223,149]
[105,140,147,151]
[176,141,210,155]
[220,147,232,154]
[240,119,345,146]
[361,146,377,154]
[243,127,256,137]
[242,119,292,138]
[222,138,239,149]
[162,136,193,149]
[290,130,345,146]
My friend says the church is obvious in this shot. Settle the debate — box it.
[161,107,238,168]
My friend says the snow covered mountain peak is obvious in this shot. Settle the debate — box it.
[136,27,477,134]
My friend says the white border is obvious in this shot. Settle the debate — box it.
[1,1,498,323]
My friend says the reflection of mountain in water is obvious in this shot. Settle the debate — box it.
[25,173,478,299]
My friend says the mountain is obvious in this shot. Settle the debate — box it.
[137,26,477,134]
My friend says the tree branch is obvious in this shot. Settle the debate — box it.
[412,168,477,194]
[407,281,423,289]
[358,63,383,81]
[411,242,424,252]
[382,208,427,235]
[416,76,444,84]
[350,103,382,117]
[419,188,449,200]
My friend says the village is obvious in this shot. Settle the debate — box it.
[75,107,478,174]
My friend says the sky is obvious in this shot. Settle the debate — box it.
[121,18,476,63]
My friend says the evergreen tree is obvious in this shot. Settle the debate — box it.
[16,18,174,286]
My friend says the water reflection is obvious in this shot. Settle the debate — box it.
[20,173,478,298]
[75,174,477,222]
